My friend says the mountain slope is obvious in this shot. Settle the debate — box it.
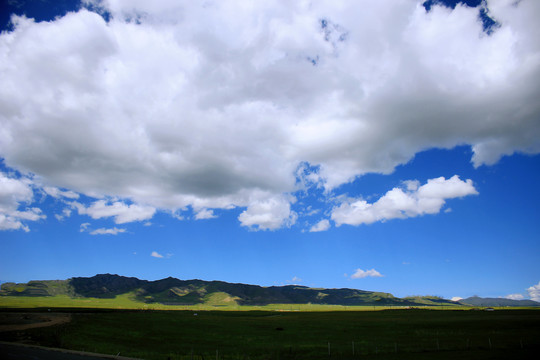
[459,296,540,307]
[0,274,460,307]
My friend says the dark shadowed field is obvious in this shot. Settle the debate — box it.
[1,308,539,359]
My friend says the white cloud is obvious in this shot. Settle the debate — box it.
[0,1,539,230]
[527,282,540,302]
[451,296,463,302]
[309,219,331,232]
[238,195,297,231]
[332,175,477,226]
[89,227,126,235]
[194,208,217,220]
[286,276,302,284]
[43,186,79,199]
[151,251,164,258]
[504,293,525,300]
[0,172,45,231]
[80,222,91,232]
[73,200,156,224]
[351,268,383,279]
[55,208,72,221]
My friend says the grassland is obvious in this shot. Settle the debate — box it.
[1,306,539,360]
[0,294,464,311]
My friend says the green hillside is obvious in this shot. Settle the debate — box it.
[0,273,464,308]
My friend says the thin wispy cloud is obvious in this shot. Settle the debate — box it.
[89,227,126,235]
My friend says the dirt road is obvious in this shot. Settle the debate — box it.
[0,312,71,332]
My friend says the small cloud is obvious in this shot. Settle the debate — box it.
[351,268,383,279]
[72,199,156,224]
[527,282,540,302]
[90,227,126,235]
[143,221,152,226]
[503,293,525,300]
[55,208,72,221]
[151,251,164,258]
[43,186,79,199]
[80,222,91,232]
[286,276,302,284]
[194,208,217,220]
[451,296,463,302]
[309,219,330,232]
[444,208,452,213]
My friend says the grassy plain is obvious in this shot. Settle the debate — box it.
[1,305,539,360]
[1,294,458,311]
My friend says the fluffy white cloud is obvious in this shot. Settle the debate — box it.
[72,200,156,224]
[0,172,45,231]
[309,219,331,232]
[238,195,297,231]
[504,293,525,300]
[1,1,539,230]
[527,282,540,302]
[332,175,477,226]
[194,208,217,220]
[89,227,126,235]
[151,251,163,258]
[451,296,463,302]
[351,268,383,279]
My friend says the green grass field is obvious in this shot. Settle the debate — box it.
[1,307,539,360]
[0,294,465,311]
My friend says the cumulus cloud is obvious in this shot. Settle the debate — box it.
[0,172,45,231]
[309,219,331,232]
[451,296,463,302]
[527,282,540,302]
[89,227,126,235]
[72,200,156,224]
[504,293,525,300]
[332,175,477,226]
[194,208,217,220]
[238,195,297,231]
[151,251,163,258]
[351,268,383,279]
[0,1,539,230]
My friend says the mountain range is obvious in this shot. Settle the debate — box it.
[1,274,538,308]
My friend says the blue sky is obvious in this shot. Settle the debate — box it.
[1,0,539,302]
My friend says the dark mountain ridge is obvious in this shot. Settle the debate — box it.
[459,296,540,307]
[3,273,535,307]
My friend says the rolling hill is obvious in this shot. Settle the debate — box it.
[459,296,540,307]
[0,273,453,307]
[3,274,536,308]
